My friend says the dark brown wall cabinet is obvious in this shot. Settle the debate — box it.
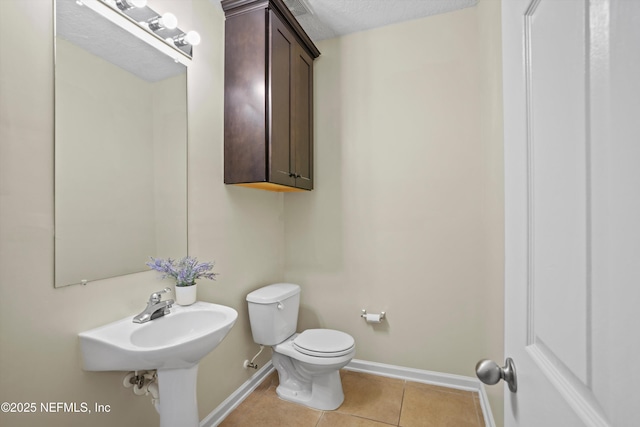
[222,0,321,192]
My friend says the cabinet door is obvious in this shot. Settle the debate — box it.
[292,43,313,190]
[269,11,296,188]
[223,8,268,185]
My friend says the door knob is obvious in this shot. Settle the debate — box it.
[475,357,517,393]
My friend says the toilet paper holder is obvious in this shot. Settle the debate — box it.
[361,309,386,323]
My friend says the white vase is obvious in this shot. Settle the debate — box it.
[175,284,197,306]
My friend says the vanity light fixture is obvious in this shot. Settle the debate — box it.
[97,0,200,59]
[147,13,178,31]
[114,0,147,11]
[170,31,201,47]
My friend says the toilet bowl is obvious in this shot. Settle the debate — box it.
[272,330,355,410]
[246,284,356,410]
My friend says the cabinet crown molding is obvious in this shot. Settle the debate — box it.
[221,0,320,58]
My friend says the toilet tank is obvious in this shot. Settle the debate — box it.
[246,283,300,346]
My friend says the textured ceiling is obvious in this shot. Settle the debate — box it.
[284,0,479,41]
[56,0,186,82]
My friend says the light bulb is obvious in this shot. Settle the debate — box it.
[148,12,178,31]
[160,13,178,30]
[184,31,201,46]
[172,31,201,47]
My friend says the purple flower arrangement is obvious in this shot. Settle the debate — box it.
[146,256,218,287]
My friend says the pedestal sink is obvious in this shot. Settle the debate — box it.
[79,302,238,427]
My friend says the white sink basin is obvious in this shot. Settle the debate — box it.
[79,301,238,371]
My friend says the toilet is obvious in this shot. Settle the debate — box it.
[246,283,356,410]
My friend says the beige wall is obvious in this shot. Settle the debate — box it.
[284,0,504,422]
[0,0,504,426]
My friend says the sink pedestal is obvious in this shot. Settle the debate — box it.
[157,365,199,427]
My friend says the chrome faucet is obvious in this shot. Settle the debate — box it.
[133,288,174,324]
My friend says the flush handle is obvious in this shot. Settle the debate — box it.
[277,302,284,310]
[475,357,517,393]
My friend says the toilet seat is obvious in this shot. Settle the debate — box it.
[293,329,355,358]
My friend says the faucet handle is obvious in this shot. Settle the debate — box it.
[150,287,172,303]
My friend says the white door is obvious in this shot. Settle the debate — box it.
[502,0,640,426]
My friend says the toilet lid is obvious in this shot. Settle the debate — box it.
[293,329,355,357]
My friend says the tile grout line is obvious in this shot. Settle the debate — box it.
[472,393,483,427]
[347,413,399,426]
[396,379,407,427]
[314,409,324,427]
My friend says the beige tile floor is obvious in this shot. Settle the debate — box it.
[219,370,486,427]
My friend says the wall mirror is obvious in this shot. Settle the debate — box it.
[54,0,188,287]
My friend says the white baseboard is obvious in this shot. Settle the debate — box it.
[201,359,495,427]
[200,362,275,427]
